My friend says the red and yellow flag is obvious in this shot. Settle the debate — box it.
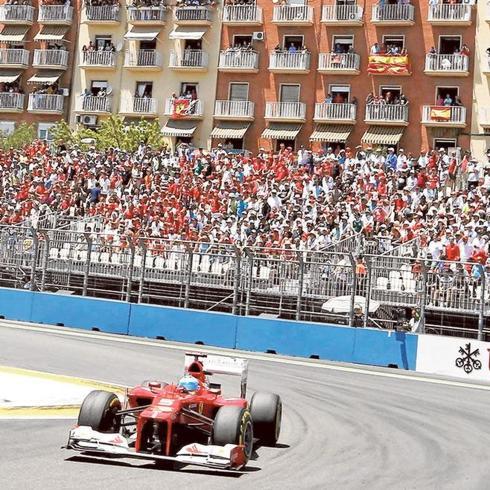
[172,98,190,118]
[429,106,451,121]
[367,55,410,75]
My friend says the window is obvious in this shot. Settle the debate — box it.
[90,80,108,95]
[433,138,457,153]
[184,39,201,50]
[233,35,252,48]
[439,36,461,55]
[140,40,157,50]
[435,86,458,103]
[382,35,404,51]
[329,85,350,103]
[283,36,303,50]
[380,85,401,101]
[332,35,354,53]
[180,82,198,97]
[229,83,249,101]
[95,35,112,50]
[38,123,55,141]
[0,121,15,135]
[135,81,152,97]
[280,84,300,103]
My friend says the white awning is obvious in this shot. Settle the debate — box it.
[0,26,29,43]
[0,71,21,83]
[261,123,302,140]
[169,27,206,40]
[124,27,160,41]
[27,72,62,85]
[210,122,250,139]
[162,119,197,138]
[34,26,68,42]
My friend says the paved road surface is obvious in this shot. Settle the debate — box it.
[1,323,489,490]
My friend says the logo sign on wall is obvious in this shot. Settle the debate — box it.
[416,336,490,382]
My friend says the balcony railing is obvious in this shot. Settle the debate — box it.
[0,92,24,111]
[38,5,74,24]
[269,52,310,71]
[127,6,166,23]
[164,97,203,118]
[169,50,208,69]
[272,5,313,24]
[321,4,363,23]
[428,4,471,23]
[0,5,35,24]
[372,4,414,23]
[120,96,157,114]
[175,6,211,23]
[365,104,409,124]
[222,5,262,24]
[81,50,116,68]
[422,105,466,126]
[314,103,356,122]
[28,94,64,113]
[265,102,306,120]
[318,52,360,72]
[219,50,259,71]
[33,49,69,68]
[124,50,162,69]
[479,107,490,127]
[78,95,112,113]
[424,54,469,74]
[214,100,255,119]
[84,5,120,22]
[0,49,30,67]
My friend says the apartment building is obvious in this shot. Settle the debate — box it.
[69,1,222,149]
[0,0,79,138]
[214,0,477,153]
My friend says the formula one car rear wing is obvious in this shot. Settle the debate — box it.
[184,353,248,398]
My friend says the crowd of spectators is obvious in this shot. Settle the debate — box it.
[370,42,408,57]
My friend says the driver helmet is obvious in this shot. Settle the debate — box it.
[177,375,199,393]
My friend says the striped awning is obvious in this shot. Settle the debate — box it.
[27,71,62,84]
[0,26,29,43]
[210,122,250,139]
[169,27,206,40]
[361,126,405,145]
[0,71,21,83]
[34,26,68,42]
[161,119,197,138]
[310,124,352,143]
[261,123,302,140]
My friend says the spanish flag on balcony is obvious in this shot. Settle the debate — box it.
[429,106,451,121]
[367,55,410,75]
[172,98,190,118]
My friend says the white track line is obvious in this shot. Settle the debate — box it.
[2,320,490,392]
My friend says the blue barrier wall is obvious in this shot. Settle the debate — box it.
[0,287,418,369]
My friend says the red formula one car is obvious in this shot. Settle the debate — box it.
[64,353,282,470]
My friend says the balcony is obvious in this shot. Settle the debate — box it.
[365,104,409,126]
[83,5,120,23]
[33,49,69,69]
[424,54,469,77]
[169,50,208,71]
[479,108,490,128]
[371,4,414,25]
[214,100,254,120]
[318,52,360,74]
[222,5,262,25]
[0,49,29,69]
[120,96,158,116]
[80,50,117,70]
[269,52,310,74]
[124,50,162,70]
[76,95,112,114]
[38,5,74,25]
[428,4,471,25]
[422,105,466,127]
[265,102,306,122]
[218,50,259,73]
[0,5,35,24]
[127,6,166,25]
[314,103,356,124]
[0,92,24,112]
[27,94,64,114]
[174,6,211,25]
[164,97,204,119]
[272,5,313,25]
[321,4,363,25]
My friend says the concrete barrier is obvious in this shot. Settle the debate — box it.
[0,288,33,322]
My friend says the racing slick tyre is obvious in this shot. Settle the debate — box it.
[249,392,282,446]
[78,390,121,433]
[212,406,253,463]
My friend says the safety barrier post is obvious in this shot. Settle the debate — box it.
[363,256,372,328]
[29,228,39,291]
[232,246,241,315]
[478,266,485,341]
[244,247,253,316]
[296,251,304,321]
[137,239,147,304]
[39,231,49,291]
[125,244,135,303]
[419,260,428,334]
[82,233,93,297]
[184,244,193,309]
[347,253,357,327]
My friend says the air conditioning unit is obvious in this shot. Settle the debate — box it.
[252,31,264,42]
[80,115,98,126]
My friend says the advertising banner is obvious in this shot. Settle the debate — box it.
[367,55,410,75]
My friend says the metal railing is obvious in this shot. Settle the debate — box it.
[81,50,116,67]
[84,5,120,22]
[269,52,310,70]
[314,102,356,121]
[169,50,208,69]
[27,94,64,112]
[0,5,35,23]
[365,104,409,124]
[222,5,262,23]
[38,5,74,23]
[425,53,469,72]
[265,102,306,120]
[77,95,112,113]
[273,5,313,22]
[164,97,203,117]
[127,6,166,22]
[219,50,259,70]
[124,49,162,68]
[0,48,29,66]
[33,49,69,68]
[422,105,466,125]
[321,4,363,22]
[175,6,211,22]
[214,100,254,119]
[120,96,157,114]
[318,52,360,71]
[372,4,414,22]
[428,4,471,22]
[0,92,24,111]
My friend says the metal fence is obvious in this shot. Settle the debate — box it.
[0,225,488,340]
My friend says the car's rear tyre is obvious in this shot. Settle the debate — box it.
[212,406,253,463]
[249,392,282,446]
[78,390,121,433]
